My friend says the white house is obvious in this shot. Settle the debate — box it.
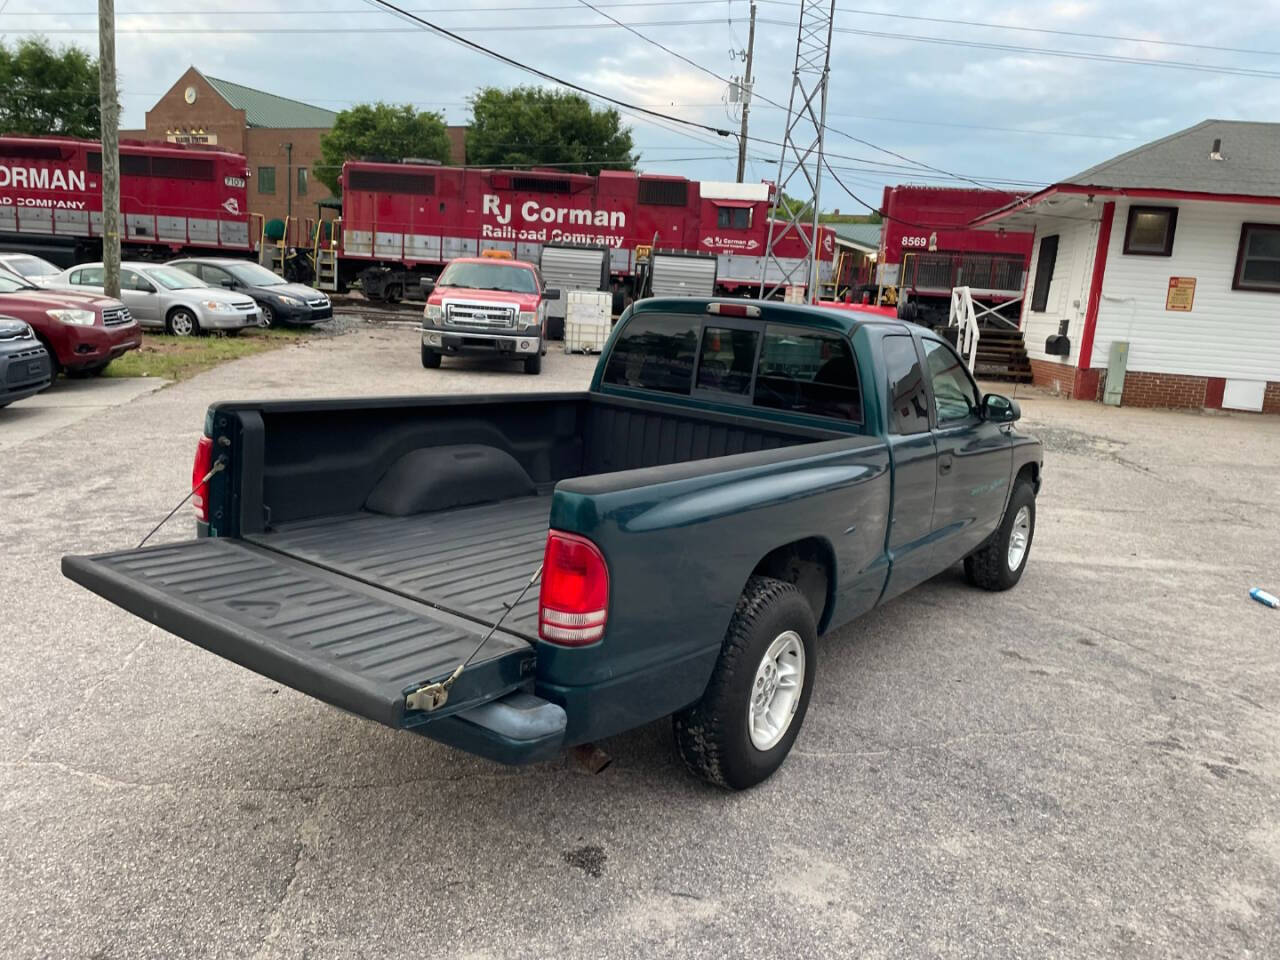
[973,120,1280,413]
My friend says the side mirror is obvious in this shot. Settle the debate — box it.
[543,287,561,300]
[137,282,156,294]
[219,278,236,289]
[982,393,1020,423]
[420,278,435,295]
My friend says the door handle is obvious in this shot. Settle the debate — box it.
[939,454,953,474]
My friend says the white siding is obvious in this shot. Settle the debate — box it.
[1021,216,1100,366]
[1091,199,1280,379]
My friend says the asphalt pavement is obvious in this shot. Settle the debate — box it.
[2,324,1278,959]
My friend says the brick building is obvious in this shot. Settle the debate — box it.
[123,67,468,245]
[974,120,1280,414]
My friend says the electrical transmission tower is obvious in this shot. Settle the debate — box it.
[758,0,836,302]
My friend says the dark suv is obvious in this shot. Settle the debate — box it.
[0,316,53,407]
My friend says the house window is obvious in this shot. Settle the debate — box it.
[716,206,751,229]
[257,166,276,195]
[297,167,308,196]
[1029,234,1058,312]
[1123,205,1177,256]
[1233,222,1280,292]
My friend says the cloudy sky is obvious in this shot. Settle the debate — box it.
[4,0,1280,207]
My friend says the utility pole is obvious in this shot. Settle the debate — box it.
[97,0,120,298]
[284,141,293,237]
[735,1,757,183]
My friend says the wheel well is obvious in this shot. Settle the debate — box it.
[1016,461,1040,493]
[751,537,835,633]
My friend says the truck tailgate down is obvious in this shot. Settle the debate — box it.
[61,538,534,728]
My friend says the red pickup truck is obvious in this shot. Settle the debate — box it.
[419,256,558,375]
[0,269,139,376]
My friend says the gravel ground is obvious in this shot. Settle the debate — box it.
[2,323,1278,959]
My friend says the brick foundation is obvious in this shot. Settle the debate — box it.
[1029,359,1100,400]
[1030,360,1279,412]
[1110,371,1210,409]
[1265,382,1280,415]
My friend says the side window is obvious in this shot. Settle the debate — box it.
[695,325,759,396]
[883,335,930,434]
[69,269,81,284]
[120,269,142,291]
[716,206,751,229]
[601,314,698,395]
[202,266,232,286]
[753,325,862,422]
[79,266,103,286]
[922,339,980,424]
[171,262,199,279]
[1029,234,1058,312]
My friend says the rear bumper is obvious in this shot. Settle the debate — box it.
[414,691,567,765]
[422,329,541,355]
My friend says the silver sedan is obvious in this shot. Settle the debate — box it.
[49,261,260,335]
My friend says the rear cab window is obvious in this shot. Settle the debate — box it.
[601,311,864,426]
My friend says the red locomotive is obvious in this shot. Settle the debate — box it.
[323,160,835,301]
[875,185,1033,326]
[0,136,251,264]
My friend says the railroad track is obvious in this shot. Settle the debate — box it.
[329,296,424,325]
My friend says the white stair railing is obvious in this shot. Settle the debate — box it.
[949,286,981,373]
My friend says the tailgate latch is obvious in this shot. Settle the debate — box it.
[406,679,454,713]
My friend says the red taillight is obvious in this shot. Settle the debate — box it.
[539,531,609,645]
[192,435,213,523]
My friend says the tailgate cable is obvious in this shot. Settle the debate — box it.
[136,455,227,549]
[405,562,543,714]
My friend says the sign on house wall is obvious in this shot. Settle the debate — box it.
[1165,276,1196,311]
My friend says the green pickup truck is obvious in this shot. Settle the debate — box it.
[63,297,1042,789]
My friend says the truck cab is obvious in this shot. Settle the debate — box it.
[420,254,559,375]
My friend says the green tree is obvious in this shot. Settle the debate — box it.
[466,86,635,174]
[0,38,101,139]
[317,103,451,195]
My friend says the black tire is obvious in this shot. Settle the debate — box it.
[165,308,200,337]
[421,345,441,369]
[260,304,274,329]
[964,479,1036,591]
[523,351,542,375]
[673,576,817,790]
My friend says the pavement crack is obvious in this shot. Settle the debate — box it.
[252,821,309,960]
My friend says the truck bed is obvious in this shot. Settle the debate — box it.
[248,495,549,642]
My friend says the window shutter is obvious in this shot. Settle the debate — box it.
[1030,234,1059,312]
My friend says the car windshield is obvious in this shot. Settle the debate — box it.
[146,266,207,290]
[0,274,33,293]
[227,263,287,287]
[436,261,537,294]
[7,256,60,277]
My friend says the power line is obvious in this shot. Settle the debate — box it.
[808,22,1280,82]
[825,5,1280,60]
[357,0,735,141]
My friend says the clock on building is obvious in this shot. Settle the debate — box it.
[184,86,197,105]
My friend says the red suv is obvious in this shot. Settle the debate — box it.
[0,270,140,376]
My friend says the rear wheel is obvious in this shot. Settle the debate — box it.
[523,351,542,375]
[673,576,816,790]
[964,479,1036,591]
[421,345,441,369]
[166,308,199,337]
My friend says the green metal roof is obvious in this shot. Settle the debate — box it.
[827,222,882,250]
[203,73,338,129]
